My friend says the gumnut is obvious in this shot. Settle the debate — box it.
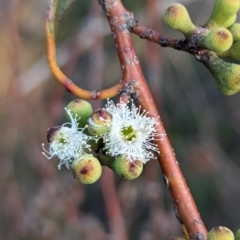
[72,155,102,184]
[207,226,234,240]
[65,99,93,127]
[163,4,195,37]
[112,155,143,180]
[87,109,112,136]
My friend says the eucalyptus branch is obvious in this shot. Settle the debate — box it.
[98,0,207,239]
[44,0,240,239]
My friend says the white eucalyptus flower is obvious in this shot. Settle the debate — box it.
[103,100,161,163]
[42,108,90,169]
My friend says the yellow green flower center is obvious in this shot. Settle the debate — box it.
[121,125,137,141]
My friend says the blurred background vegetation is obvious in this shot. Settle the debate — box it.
[1,0,240,239]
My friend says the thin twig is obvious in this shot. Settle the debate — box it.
[45,0,123,99]
[133,21,190,52]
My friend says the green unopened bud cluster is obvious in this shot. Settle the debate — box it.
[163,0,240,95]
[42,99,161,184]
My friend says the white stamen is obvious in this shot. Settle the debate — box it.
[42,108,90,169]
[102,100,161,163]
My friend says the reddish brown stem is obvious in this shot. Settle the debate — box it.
[99,0,207,239]
[100,169,128,240]
[133,21,190,53]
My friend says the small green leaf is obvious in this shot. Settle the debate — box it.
[50,0,76,35]
[56,0,75,21]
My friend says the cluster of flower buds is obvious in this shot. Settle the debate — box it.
[163,0,240,95]
[42,99,161,184]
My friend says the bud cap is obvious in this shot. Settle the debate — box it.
[87,109,112,136]
[66,99,93,127]
[72,155,102,184]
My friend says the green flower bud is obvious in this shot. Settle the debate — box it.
[72,155,102,184]
[236,228,240,240]
[206,0,240,28]
[222,14,237,28]
[87,109,112,136]
[66,99,93,128]
[202,27,233,52]
[163,4,195,37]
[225,41,240,60]
[112,155,143,180]
[203,52,240,95]
[228,23,240,42]
[207,226,234,240]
